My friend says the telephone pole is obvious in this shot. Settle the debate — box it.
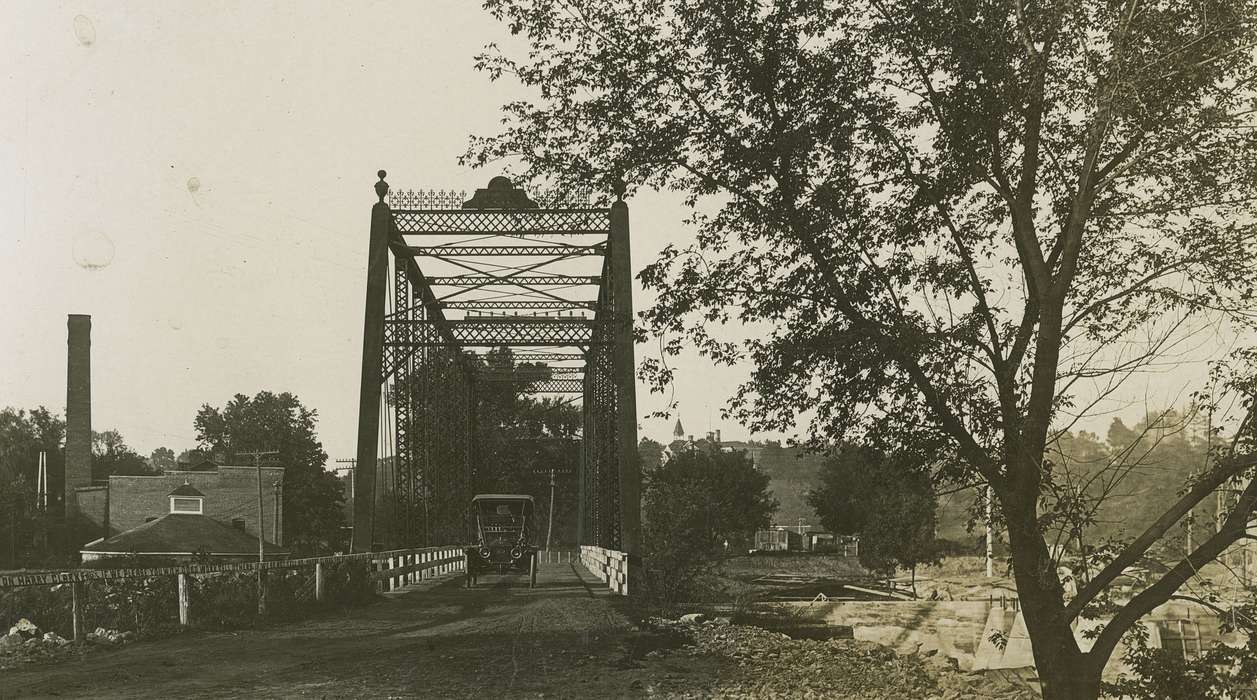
[547,467,557,551]
[335,458,357,551]
[986,485,995,578]
[530,461,573,551]
[238,449,279,615]
[334,458,357,502]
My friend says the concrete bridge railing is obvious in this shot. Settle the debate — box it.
[579,545,628,596]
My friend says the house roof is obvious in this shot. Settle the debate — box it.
[169,482,205,498]
[81,513,287,556]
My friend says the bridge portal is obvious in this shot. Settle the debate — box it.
[352,173,639,558]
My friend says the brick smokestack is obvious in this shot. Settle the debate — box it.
[65,314,93,513]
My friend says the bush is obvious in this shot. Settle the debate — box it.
[1,559,379,642]
[642,448,777,608]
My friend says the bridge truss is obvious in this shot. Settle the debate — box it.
[352,173,639,557]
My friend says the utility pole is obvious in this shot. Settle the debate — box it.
[36,452,48,511]
[238,449,279,616]
[530,459,573,551]
[546,466,557,551]
[335,458,357,552]
[335,458,357,502]
[986,484,994,579]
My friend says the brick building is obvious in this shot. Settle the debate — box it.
[81,482,288,563]
[75,465,285,546]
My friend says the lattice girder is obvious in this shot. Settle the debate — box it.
[358,173,636,556]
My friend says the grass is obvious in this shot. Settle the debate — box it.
[718,552,870,581]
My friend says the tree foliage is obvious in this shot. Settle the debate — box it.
[92,429,154,480]
[149,447,176,473]
[642,447,777,604]
[0,407,64,567]
[195,391,344,555]
[470,1,1257,696]
[808,446,940,583]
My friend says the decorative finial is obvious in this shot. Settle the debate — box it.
[611,176,627,202]
[375,170,389,203]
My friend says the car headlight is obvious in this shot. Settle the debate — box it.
[479,547,491,558]
[510,547,522,560]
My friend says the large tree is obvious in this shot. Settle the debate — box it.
[195,391,344,554]
[469,1,1257,696]
[642,447,778,603]
[808,445,941,592]
[0,407,64,567]
[92,429,154,480]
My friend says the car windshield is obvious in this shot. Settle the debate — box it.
[477,500,531,533]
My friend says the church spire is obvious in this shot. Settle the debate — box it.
[673,418,685,438]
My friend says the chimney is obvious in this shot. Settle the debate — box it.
[65,315,93,510]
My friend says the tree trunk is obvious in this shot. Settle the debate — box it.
[1005,497,1104,699]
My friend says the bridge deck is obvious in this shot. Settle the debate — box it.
[0,562,648,699]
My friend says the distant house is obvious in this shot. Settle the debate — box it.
[80,482,288,564]
[754,526,803,552]
[753,525,857,554]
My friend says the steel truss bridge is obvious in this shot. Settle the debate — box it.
[352,173,639,559]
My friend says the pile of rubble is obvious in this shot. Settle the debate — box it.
[648,613,1039,699]
[0,618,132,669]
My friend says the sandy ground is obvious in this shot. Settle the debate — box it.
[0,562,697,699]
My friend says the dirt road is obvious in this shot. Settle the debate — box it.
[0,562,696,699]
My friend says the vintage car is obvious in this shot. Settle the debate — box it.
[464,493,539,588]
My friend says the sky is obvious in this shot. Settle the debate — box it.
[0,1,757,461]
[0,2,1226,465]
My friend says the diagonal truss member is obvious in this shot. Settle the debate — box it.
[353,173,640,562]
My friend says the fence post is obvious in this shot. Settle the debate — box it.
[257,568,267,617]
[315,561,325,602]
[177,573,190,626]
[71,582,82,641]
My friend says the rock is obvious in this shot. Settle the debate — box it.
[9,619,38,639]
[679,613,707,624]
[42,632,69,646]
[0,633,22,653]
[710,617,732,626]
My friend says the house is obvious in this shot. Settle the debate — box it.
[80,482,288,564]
[754,526,804,552]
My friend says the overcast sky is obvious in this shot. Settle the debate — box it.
[1,2,1221,464]
[0,1,765,460]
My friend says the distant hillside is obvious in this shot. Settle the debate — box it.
[724,441,826,527]
[727,440,981,547]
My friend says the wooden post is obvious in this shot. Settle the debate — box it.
[71,582,82,641]
[257,567,267,617]
[315,561,325,602]
[177,573,190,626]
